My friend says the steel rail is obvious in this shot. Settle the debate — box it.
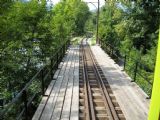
[80,39,125,120]
[86,45,116,120]
[87,43,120,120]
[80,42,90,120]
[82,43,96,120]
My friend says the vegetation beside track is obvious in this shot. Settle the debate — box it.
[86,1,159,96]
[0,0,89,119]
[71,37,84,45]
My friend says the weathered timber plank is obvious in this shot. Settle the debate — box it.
[51,47,75,120]
[40,47,73,120]
[60,47,77,120]
[70,46,79,120]
[91,45,150,120]
[32,97,48,120]
[45,80,55,96]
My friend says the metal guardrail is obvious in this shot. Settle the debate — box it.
[0,40,70,120]
[100,40,153,98]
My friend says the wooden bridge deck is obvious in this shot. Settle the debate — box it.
[32,45,79,120]
[32,43,150,120]
[91,45,150,120]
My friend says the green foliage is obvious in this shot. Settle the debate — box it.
[71,36,83,45]
[89,0,159,95]
[0,0,89,109]
[51,0,89,38]
[1,1,50,100]
[85,12,96,32]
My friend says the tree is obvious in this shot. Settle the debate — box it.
[0,0,90,102]
[88,0,159,95]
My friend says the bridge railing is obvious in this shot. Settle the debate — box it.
[100,40,153,98]
[0,40,70,120]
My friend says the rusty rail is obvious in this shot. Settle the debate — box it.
[79,38,126,120]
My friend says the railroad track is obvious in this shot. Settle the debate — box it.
[79,39,126,120]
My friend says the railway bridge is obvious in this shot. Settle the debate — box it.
[29,38,149,120]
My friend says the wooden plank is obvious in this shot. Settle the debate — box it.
[51,47,76,120]
[51,49,75,120]
[60,47,78,120]
[90,45,150,120]
[60,74,74,120]
[53,55,68,80]
[40,50,72,120]
[40,47,73,120]
[53,69,60,80]
[45,80,55,96]
[58,62,64,69]
[32,97,48,120]
[70,46,79,120]
[32,52,69,120]
[33,46,80,120]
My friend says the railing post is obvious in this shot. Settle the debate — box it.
[111,48,113,57]
[63,44,66,56]
[110,45,112,56]
[104,43,106,52]
[62,45,64,57]
[66,41,68,49]
[132,62,138,82]
[0,98,4,119]
[50,58,53,80]
[68,40,70,47]
[65,41,67,51]
[0,99,4,109]
[62,44,64,57]
[101,41,103,49]
[67,40,68,46]
[22,90,28,120]
[105,43,107,53]
[109,45,112,55]
[41,69,45,95]
[61,47,63,61]
[56,52,59,69]
[123,54,127,70]
[101,41,102,49]
[102,41,104,49]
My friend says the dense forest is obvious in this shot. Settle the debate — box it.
[0,0,89,119]
[86,0,159,95]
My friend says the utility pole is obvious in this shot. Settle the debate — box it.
[96,0,100,44]
[85,1,100,44]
